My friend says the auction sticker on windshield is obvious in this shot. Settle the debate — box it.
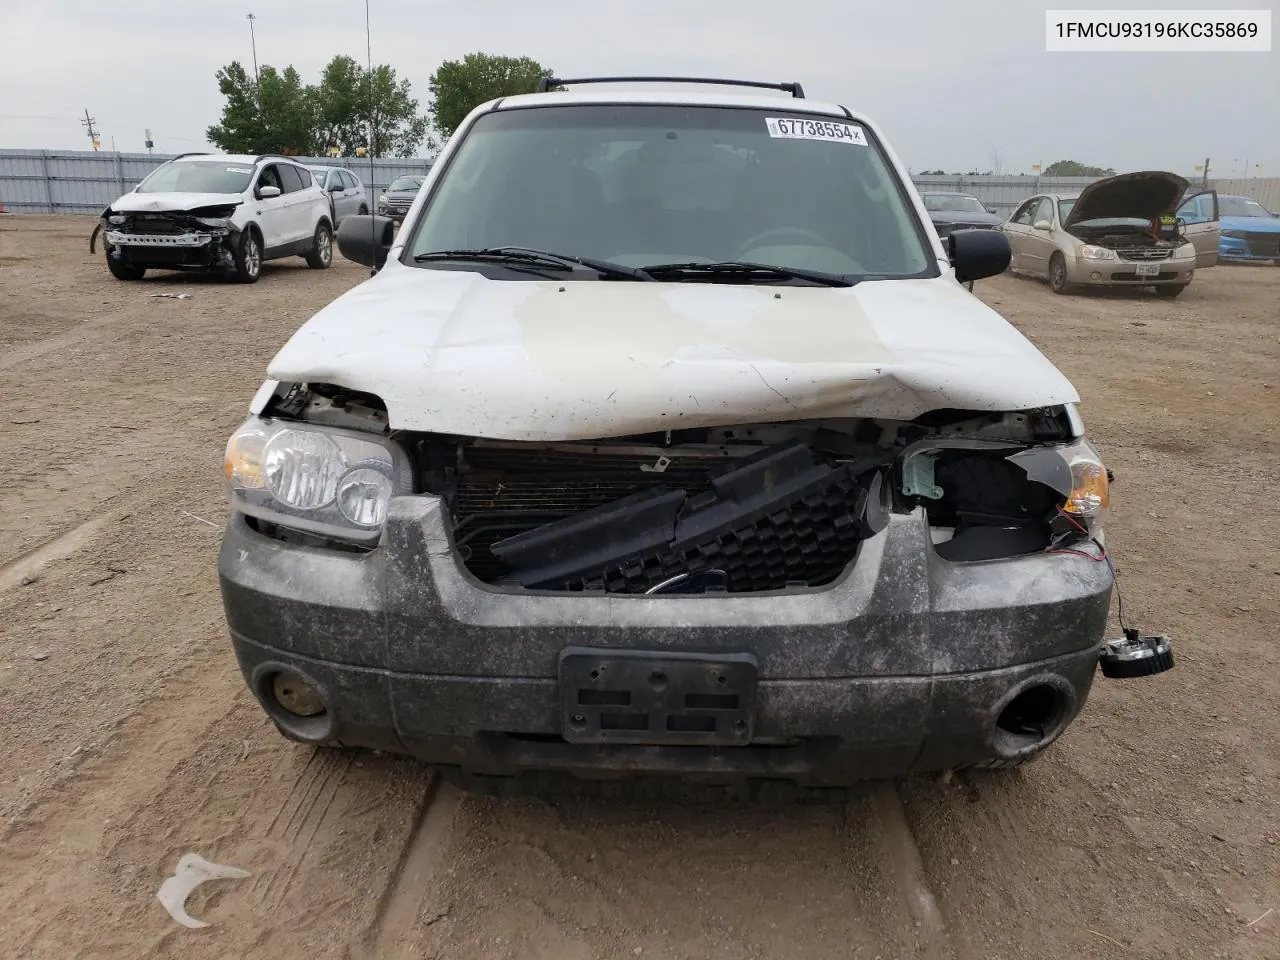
[766,118,867,145]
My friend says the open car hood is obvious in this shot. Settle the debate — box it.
[263,266,1080,441]
[110,192,243,214]
[1062,170,1189,228]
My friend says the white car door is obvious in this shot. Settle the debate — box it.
[252,164,292,252]
[279,164,318,243]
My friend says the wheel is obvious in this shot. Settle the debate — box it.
[305,221,333,269]
[1154,283,1188,298]
[106,249,146,281]
[1048,253,1070,294]
[234,229,262,283]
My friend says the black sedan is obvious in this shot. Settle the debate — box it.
[920,192,1003,237]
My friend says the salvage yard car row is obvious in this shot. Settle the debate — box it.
[923,173,1279,299]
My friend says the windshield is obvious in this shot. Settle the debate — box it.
[1219,196,1274,218]
[137,161,253,195]
[388,177,423,192]
[922,194,986,213]
[405,104,934,280]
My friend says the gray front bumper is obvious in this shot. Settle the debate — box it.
[218,496,1113,782]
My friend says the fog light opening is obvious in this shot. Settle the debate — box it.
[1090,271,1102,281]
[272,670,327,717]
[992,682,1068,757]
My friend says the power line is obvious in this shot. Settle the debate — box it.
[81,108,101,151]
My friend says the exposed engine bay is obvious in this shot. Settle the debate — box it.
[246,383,1094,595]
[1067,218,1187,258]
[394,410,1081,595]
[90,204,242,271]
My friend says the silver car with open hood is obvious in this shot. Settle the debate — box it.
[1002,171,1219,297]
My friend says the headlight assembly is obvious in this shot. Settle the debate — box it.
[224,418,411,544]
[1059,438,1109,534]
[1008,436,1109,537]
[1078,244,1118,261]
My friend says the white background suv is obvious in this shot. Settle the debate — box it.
[98,153,335,283]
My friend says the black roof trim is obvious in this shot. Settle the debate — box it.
[171,152,213,160]
[536,76,805,98]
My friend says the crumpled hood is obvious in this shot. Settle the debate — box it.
[1063,170,1188,228]
[265,265,1080,440]
[110,192,243,214]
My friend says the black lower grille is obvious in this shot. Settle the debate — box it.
[449,443,881,593]
[123,215,186,235]
[1112,270,1178,281]
[1242,232,1280,257]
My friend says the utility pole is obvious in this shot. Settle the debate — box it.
[81,108,101,151]
[246,13,260,88]
[1202,157,1210,188]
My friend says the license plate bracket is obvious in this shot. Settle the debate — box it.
[1134,263,1160,277]
[558,647,758,746]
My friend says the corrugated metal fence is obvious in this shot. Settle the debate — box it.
[0,149,433,215]
[2,148,1278,217]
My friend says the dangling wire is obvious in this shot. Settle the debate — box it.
[1049,507,1129,632]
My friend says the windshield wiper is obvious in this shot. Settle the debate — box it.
[414,247,652,281]
[641,261,855,287]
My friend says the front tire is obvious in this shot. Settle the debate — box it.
[106,249,146,281]
[1048,253,1070,294]
[1154,283,1188,298]
[234,230,262,283]
[305,221,333,270]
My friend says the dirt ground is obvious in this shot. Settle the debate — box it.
[1,215,1277,960]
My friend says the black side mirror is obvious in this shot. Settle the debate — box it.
[948,228,1010,284]
[337,215,396,270]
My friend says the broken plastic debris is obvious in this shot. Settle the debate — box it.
[149,292,192,300]
[156,853,250,929]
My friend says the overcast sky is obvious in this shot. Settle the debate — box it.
[1,0,1275,177]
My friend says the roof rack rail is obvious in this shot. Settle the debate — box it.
[171,152,212,160]
[535,76,805,98]
[253,153,297,164]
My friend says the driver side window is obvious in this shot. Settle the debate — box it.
[257,164,283,196]
[1011,199,1038,225]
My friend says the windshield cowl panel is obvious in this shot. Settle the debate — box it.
[402,103,935,284]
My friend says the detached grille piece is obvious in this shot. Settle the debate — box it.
[451,443,884,594]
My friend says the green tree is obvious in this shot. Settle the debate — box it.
[427,53,554,138]
[207,62,316,155]
[362,64,430,158]
[207,57,429,158]
[206,62,267,153]
[1043,160,1117,177]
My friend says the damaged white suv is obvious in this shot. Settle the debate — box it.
[218,77,1172,791]
[96,153,334,283]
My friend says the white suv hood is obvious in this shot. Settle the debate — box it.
[110,191,243,213]
[265,266,1079,441]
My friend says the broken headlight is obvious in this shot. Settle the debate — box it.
[224,417,411,545]
[1059,437,1109,533]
